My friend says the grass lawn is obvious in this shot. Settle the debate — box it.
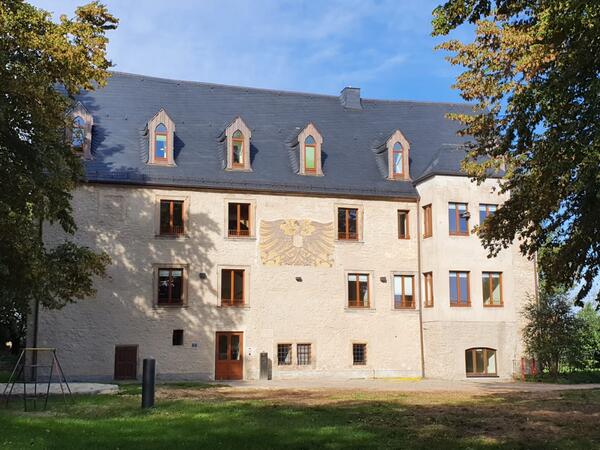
[1,385,599,449]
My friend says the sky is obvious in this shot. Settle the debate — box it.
[30,0,472,103]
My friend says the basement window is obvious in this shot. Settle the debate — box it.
[353,343,367,365]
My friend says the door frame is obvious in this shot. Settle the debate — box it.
[215,331,244,380]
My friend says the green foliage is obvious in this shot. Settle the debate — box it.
[0,1,117,322]
[575,303,600,370]
[433,0,600,305]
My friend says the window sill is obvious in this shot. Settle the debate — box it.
[218,304,250,309]
[398,236,411,240]
[345,307,375,312]
[155,234,187,240]
[336,239,364,244]
[154,304,187,309]
[226,235,256,241]
[450,303,472,307]
[423,234,432,239]
[466,374,499,378]
[483,304,504,308]
[392,307,417,311]
[424,304,434,308]
[449,232,469,237]
[225,167,253,172]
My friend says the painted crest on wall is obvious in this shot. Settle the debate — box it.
[260,219,334,267]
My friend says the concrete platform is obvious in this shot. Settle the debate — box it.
[1,382,118,396]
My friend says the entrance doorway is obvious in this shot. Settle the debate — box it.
[114,345,138,380]
[215,332,243,380]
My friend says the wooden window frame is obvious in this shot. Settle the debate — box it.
[347,273,371,308]
[337,207,360,241]
[386,129,410,180]
[67,101,93,159]
[147,109,176,166]
[296,343,312,365]
[227,202,252,238]
[156,267,185,307]
[448,202,470,236]
[397,210,410,239]
[220,268,246,307]
[231,132,245,168]
[352,343,367,366]
[392,142,404,178]
[225,117,252,171]
[393,274,415,309]
[277,343,292,366]
[423,272,434,308]
[479,203,498,224]
[465,348,498,377]
[154,125,169,162]
[449,271,471,307]
[482,272,503,307]
[423,204,432,238]
[304,140,317,174]
[159,199,185,236]
[297,123,323,176]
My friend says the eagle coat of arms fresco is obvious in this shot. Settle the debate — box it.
[259,219,334,267]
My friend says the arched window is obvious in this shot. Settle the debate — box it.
[154,123,168,160]
[465,348,497,377]
[393,142,403,176]
[232,130,244,166]
[304,135,317,173]
[71,116,86,150]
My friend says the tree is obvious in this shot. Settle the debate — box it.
[432,0,600,304]
[521,292,581,379]
[575,303,600,370]
[0,1,117,340]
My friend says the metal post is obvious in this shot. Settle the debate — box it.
[141,358,155,409]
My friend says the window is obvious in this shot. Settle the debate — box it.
[353,343,367,365]
[449,202,469,235]
[392,142,403,177]
[296,344,311,365]
[158,268,184,305]
[154,123,168,160]
[423,204,432,238]
[482,272,503,306]
[393,275,414,309]
[348,273,370,308]
[423,272,434,307]
[449,271,470,306]
[228,202,251,237]
[397,210,409,239]
[221,269,245,306]
[72,116,85,150]
[465,348,497,376]
[277,344,292,365]
[159,200,184,235]
[304,136,317,173]
[479,204,497,224]
[338,207,359,240]
[232,130,244,167]
[172,329,184,346]
[297,123,323,176]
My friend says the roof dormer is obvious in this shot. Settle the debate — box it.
[147,109,176,166]
[67,101,93,159]
[297,123,323,176]
[386,129,410,180]
[225,117,252,171]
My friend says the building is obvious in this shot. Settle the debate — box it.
[33,72,536,381]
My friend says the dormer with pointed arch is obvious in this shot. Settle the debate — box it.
[147,109,176,166]
[297,123,323,176]
[225,117,252,171]
[67,101,93,159]
[386,129,410,180]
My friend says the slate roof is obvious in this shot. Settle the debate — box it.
[79,71,473,199]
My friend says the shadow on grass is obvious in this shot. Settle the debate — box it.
[0,389,599,449]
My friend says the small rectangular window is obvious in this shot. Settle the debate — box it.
[449,202,469,235]
[449,271,470,306]
[172,329,184,346]
[393,275,414,309]
[482,272,503,306]
[296,344,311,365]
[158,268,184,305]
[338,208,359,240]
[423,272,434,307]
[221,269,245,306]
[277,344,292,365]
[423,204,432,238]
[160,200,184,235]
[479,204,497,224]
[347,273,370,308]
[228,202,251,237]
[155,134,167,159]
[398,210,409,239]
[353,343,367,365]
[305,145,316,172]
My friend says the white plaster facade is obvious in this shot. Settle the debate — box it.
[34,175,536,381]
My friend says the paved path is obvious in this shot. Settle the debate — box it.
[218,377,600,394]
[1,382,118,396]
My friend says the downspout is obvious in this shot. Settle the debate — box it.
[416,197,426,379]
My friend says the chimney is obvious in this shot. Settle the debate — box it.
[340,86,362,110]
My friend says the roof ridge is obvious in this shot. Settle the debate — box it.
[108,70,471,107]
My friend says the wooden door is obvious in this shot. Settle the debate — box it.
[114,345,138,380]
[215,332,243,380]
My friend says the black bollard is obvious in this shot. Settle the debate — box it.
[141,358,155,409]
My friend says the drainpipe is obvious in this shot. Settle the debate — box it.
[416,197,426,378]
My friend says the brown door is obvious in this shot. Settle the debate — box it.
[215,332,243,380]
[114,345,138,380]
